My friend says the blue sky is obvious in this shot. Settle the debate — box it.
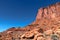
[0,0,60,32]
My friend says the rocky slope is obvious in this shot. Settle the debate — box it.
[0,2,60,40]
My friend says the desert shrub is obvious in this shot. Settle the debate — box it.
[51,34,59,40]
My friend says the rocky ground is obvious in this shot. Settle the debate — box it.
[0,2,60,40]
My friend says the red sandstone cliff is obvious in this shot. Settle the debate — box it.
[32,2,60,31]
[0,2,60,40]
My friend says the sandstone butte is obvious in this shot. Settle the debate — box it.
[0,2,60,40]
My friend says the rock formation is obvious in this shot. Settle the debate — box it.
[0,2,60,40]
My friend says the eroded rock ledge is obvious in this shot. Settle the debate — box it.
[0,2,60,40]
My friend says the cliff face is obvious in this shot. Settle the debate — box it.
[0,2,60,40]
[32,2,60,31]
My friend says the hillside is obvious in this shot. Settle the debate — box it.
[0,2,60,40]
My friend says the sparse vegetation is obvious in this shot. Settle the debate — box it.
[51,34,59,40]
